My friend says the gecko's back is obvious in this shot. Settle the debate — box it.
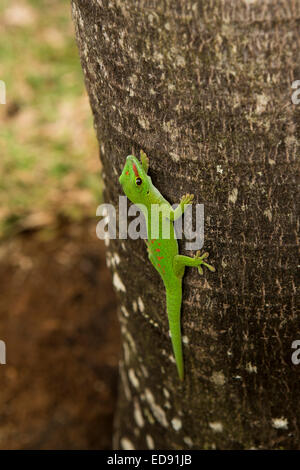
[145,209,179,288]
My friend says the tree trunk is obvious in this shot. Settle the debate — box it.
[72,0,299,450]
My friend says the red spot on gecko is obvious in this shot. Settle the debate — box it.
[132,163,139,177]
[155,249,160,252]
[158,263,161,268]
[126,171,129,175]
[157,256,164,260]
[151,240,154,244]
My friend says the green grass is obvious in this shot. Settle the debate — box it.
[0,0,101,238]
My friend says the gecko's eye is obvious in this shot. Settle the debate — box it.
[135,177,142,186]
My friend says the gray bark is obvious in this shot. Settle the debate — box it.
[72,0,299,450]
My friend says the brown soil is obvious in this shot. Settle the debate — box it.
[0,220,120,449]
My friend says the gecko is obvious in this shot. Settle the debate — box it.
[119,150,215,380]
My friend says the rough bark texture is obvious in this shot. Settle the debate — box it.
[72,0,299,450]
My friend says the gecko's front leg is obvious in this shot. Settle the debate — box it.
[169,193,194,221]
[173,250,215,277]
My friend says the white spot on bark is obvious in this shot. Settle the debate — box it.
[211,371,225,386]
[154,51,163,62]
[228,188,238,204]
[184,436,193,447]
[170,151,180,162]
[132,300,137,312]
[264,209,272,222]
[120,361,131,400]
[163,388,170,399]
[120,437,135,450]
[123,341,130,365]
[149,318,159,328]
[146,434,155,449]
[209,422,223,433]
[140,364,149,377]
[256,93,268,114]
[272,417,288,430]
[128,369,140,388]
[138,116,150,130]
[143,407,155,424]
[148,13,154,24]
[171,417,182,431]
[121,326,137,354]
[217,165,223,174]
[182,335,189,345]
[145,388,168,427]
[137,297,145,312]
[176,56,186,67]
[113,272,126,292]
[112,252,120,265]
[134,399,145,428]
[246,362,257,373]
[120,305,129,318]
[129,74,138,87]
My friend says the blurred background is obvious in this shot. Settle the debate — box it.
[0,0,120,449]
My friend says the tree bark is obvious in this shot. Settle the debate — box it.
[72,0,299,450]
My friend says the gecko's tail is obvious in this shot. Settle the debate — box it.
[166,284,184,381]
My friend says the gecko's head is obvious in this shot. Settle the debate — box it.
[119,154,150,205]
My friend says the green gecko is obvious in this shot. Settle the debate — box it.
[119,150,215,380]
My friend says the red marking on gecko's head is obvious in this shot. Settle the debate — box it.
[132,163,139,177]
[126,171,129,175]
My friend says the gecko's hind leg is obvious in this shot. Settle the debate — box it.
[174,251,215,277]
